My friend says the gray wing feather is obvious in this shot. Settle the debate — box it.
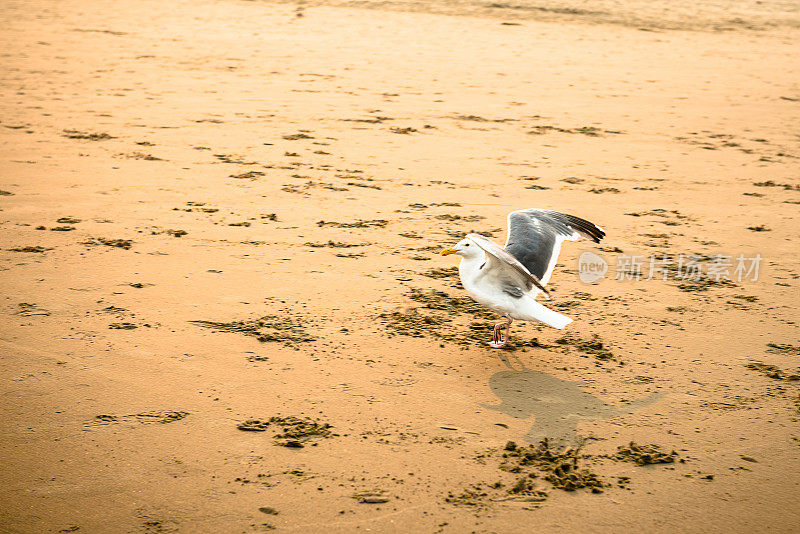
[504,209,605,282]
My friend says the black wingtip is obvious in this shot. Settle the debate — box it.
[548,211,605,243]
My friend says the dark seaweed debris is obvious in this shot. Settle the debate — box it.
[83,237,133,249]
[434,214,485,222]
[407,288,495,319]
[353,492,391,504]
[86,411,188,427]
[238,420,270,431]
[555,334,614,360]
[527,125,621,137]
[389,126,418,134]
[766,343,800,355]
[589,187,620,194]
[304,240,364,248]
[109,322,138,330]
[230,170,265,180]
[124,152,163,161]
[62,129,115,140]
[675,277,736,292]
[378,308,446,338]
[15,303,50,317]
[420,266,459,280]
[753,180,800,191]
[8,246,53,253]
[282,133,314,140]
[189,315,315,347]
[744,362,800,381]
[379,288,538,347]
[446,439,602,507]
[614,442,678,465]
[316,219,388,228]
[237,416,335,447]
[501,439,604,493]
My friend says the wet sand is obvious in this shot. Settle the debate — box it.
[1,0,799,532]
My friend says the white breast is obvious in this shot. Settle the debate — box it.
[459,256,515,314]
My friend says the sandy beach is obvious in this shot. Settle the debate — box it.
[1,0,799,532]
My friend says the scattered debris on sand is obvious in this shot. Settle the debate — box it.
[213,153,259,165]
[407,288,495,319]
[109,322,138,330]
[230,170,265,180]
[316,219,388,228]
[62,129,115,140]
[8,246,53,253]
[389,126,418,134]
[420,266,460,280]
[448,437,685,508]
[753,180,800,191]
[433,213,485,222]
[237,420,271,432]
[379,307,446,339]
[613,442,679,465]
[379,288,568,348]
[282,132,314,140]
[527,125,623,137]
[744,362,800,381]
[14,303,50,316]
[123,151,163,161]
[766,343,800,355]
[500,440,605,493]
[675,277,736,292]
[353,491,391,504]
[83,237,133,249]
[164,229,187,237]
[304,240,367,248]
[237,416,335,447]
[447,439,604,507]
[85,411,189,427]
[189,315,316,347]
[555,333,615,360]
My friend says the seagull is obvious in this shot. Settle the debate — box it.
[440,209,605,348]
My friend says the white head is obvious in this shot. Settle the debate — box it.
[440,237,484,260]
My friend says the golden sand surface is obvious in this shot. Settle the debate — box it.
[1,0,798,532]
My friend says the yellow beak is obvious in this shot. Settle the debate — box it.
[440,248,456,256]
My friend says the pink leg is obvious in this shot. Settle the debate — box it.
[489,316,513,348]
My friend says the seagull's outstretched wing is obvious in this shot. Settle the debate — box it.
[504,209,605,286]
[466,233,550,297]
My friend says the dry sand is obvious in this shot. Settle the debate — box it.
[1,0,799,532]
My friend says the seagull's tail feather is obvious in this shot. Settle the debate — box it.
[518,298,573,329]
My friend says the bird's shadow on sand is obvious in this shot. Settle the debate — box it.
[483,353,664,447]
